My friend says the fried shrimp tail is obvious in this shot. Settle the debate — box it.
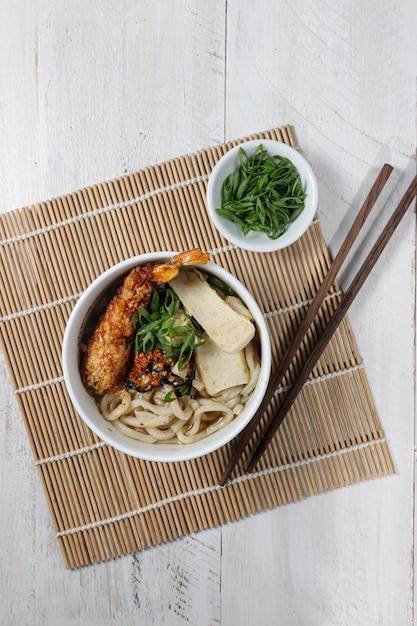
[151,248,210,283]
[80,249,209,396]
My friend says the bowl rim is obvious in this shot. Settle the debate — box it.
[62,251,272,462]
[206,139,318,252]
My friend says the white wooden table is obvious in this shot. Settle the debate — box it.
[1,2,416,624]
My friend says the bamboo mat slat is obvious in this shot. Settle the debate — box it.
[0,126,394,568]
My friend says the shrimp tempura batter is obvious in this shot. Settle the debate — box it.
[81,265,154,396]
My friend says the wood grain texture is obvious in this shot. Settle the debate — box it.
[0,1,416,625]
[223,2,417,625]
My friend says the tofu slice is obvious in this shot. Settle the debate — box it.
[225,295,254,320]
[195,338,249,395]
[170,269,255,354]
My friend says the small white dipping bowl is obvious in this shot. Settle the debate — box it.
[62,251,271,463]
[206,139,318,253]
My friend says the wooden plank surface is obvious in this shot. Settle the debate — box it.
[0,1,416,624]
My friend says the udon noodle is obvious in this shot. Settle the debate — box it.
[99,341,260,444]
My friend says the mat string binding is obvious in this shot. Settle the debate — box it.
[55,437,388,539]
[0,174,210,246]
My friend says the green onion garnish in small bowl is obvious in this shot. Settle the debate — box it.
[217,144,306,240]
[206,139,318,253]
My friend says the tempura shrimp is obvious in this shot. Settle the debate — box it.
[80,249,209,396]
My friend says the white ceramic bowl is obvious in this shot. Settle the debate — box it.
[206,139,318,252]
[62,251,271,462]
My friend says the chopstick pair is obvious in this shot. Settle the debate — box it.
[220,164,417,486]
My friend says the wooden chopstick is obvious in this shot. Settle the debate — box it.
[245,173,417,473]
[219,164,394,486]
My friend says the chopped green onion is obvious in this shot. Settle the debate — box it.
[131,286,204,370]
[216,144,306,240]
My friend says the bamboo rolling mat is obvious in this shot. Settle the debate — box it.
[0,125,394,569]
